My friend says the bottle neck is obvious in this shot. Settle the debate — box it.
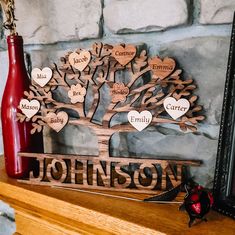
[7,35,26,68]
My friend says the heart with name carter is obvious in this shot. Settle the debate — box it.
[163,97,190,120]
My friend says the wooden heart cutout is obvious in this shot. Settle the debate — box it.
[148,57,175,79]
[110,83,129,102]
[31,67,53,87]
[112,45,136,66]
[20,99,40,118]
[68,50,91,71]
[45,111,68,132]
[127,110,152,131]
[163,97,190,120]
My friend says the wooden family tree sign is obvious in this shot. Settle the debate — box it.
[17,43,204,194]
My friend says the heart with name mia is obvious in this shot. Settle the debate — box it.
[31,67,53,87]
[45,111,68,132]
[128,110,152,131]
[112,45,136,66]
[20,99,40,118]
[163,97,190,120]
[148,57,175,79]
[68,50,91,71]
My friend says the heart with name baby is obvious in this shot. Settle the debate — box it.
[31,67,53,87]
[128,110,152,131]
[163,97,190,120]
[68,50,91,71]
[45,111,68,132]
[20,99,40,118]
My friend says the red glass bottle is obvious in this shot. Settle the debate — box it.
[1,35,33,178]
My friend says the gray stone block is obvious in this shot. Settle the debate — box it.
[14,0,102,44]
[104,0,189,34]
[159,36,230,125]
[199,0,235,24]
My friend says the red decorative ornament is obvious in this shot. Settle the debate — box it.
[180,184,214,227]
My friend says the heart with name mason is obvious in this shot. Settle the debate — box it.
[68,50,91,71]
[19,99,40,118]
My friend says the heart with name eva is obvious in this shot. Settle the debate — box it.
[45,111,68,132]
[20,99,40,118]
[31,67,53,87]
[128,110,152,131]
[163,97,190,120]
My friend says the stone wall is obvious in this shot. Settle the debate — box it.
[0,0,234,189]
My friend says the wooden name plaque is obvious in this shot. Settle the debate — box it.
[18,153,200,194]
[17,42,204,194]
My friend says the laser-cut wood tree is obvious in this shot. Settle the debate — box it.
[17,43,205,160]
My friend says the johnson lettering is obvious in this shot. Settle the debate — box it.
[18,153,200,194]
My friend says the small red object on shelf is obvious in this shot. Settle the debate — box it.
[180,180,214,227]
[1,35,41,178]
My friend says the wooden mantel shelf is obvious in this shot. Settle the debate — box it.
[0,158,234,235]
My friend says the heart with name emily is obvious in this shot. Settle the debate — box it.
[31,67,53,87]
[112,45,136,66]
[163,97,190,120]
[20,99,40,118]
[45,111,68,132]
[68,50,91,71]
[148,57,175,79]
[128,110,152,131]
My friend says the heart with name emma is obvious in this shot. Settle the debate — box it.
[112,45,136,66]
[163,97,190,120]
[148,57,175,79]
[68,50,91,71]
[31,67,53,87]
[20,99,40,118]
[45,111,68,132]
[128,110,152,131]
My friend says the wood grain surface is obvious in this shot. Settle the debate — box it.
[0,157,234,234]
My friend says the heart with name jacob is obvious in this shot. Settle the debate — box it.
[19,99,40,118]
[163,97,190,120]
[148,57,175,79]
[112,45,137,66]
[68,50,91,71]
[31,67,53,87]
[45,111,69,132]
[128,110,152,131]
